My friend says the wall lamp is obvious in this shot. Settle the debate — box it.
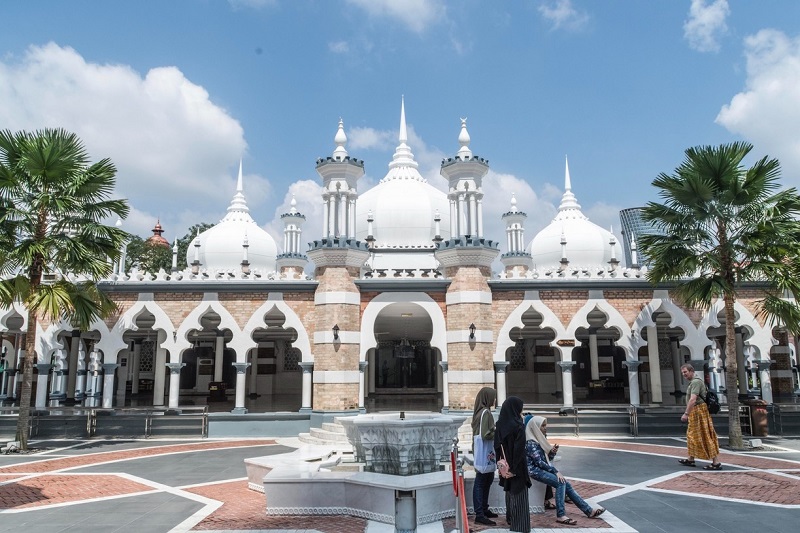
[333,324,340,340]
[469,323,476,340]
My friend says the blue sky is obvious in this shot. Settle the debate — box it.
[2,0,800,261]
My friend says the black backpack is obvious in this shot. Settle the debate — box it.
[701,387,721,414]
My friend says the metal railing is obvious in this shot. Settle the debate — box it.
[0,406,209,439]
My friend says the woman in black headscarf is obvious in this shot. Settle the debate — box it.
[494,396,531,533]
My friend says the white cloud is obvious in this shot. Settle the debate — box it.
[346,0,446,34]
[716,29,800,189]
[683,0,729,53]
[266,179,324,252]
[348,126,396,151]
[328,41,350,54]
[0,43,252,239]
[538,0,589,32]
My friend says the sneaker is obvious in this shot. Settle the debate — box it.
[475,517,497,526]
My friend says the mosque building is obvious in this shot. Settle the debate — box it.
[0,99,797,416]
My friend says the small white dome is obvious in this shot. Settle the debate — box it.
[187,163,277,273]
[528,158,619,270]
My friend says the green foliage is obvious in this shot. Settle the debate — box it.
[639,142,800,334]
[176,222,214,270]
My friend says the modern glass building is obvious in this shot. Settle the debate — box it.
[619,207,658,267]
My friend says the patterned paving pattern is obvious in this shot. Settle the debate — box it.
[0,437,798,532]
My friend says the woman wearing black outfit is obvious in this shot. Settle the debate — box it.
[494,396,531,533]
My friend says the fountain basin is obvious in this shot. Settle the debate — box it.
[337,412,466,475]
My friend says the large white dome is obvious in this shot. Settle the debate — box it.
[187,164,278,273]
[528,159,619,270]
[354,99,450,250]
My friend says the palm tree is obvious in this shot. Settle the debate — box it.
[639,142,800,449]
[0,128,129,450]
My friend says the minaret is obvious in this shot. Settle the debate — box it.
[440,118,490,240]
[500,194,531,277]
[307,116,370,413]
[316,118,364,239]
[435,116,499,411]
[277,195,308,279]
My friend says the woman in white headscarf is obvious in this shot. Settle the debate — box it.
[524,416,605,525]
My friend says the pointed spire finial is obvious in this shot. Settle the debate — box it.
[227,161,249,215]
[237,160,243,193]
[457,117,472,158]
[399,95,407,145]
[290,194,297,214]
[333,118,348,159]
[389,95,418,170]
[564,155,572,191]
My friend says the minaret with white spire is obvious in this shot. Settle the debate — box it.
[440,118,490,240]
[277,195,308,279]
[435,116,499,412]
[500,193,532,277]
[307,117,370,413]
[315,118,365,240]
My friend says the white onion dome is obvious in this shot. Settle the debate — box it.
[187,162,277,272]
[528,157,619,269]
[355,98,450,248]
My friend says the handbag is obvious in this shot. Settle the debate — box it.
[496,444,515,479]
[473,410,497,473]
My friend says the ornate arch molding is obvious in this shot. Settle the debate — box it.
[495,290,567,362]
[563,291,629,362]
[113,293,177,361]
[360,292,447,362]
[242,293,311,363]
[178,293,242,361]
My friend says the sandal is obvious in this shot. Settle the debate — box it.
[589,507,606,518]
[678,459,696,467]
[556,517,578,525]
[703,463,723,470]
[544,500,556,510]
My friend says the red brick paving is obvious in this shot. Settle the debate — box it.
[0,474,154,510]
[0,440,275,474]
[651,471,800,505]
[187,480,367,532]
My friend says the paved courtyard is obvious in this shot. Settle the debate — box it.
[0,434,798,533]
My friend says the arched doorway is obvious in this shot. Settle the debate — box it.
[366,302,441,411]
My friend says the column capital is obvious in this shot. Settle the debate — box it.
[438,361,448,373]
[755,359,774,371]
[298,361,314,373]
[358,361,368,373]
[622,360,642,370]
[102,363,119,373]
[166,362,186,375]
[231,362,251,374]
[493,361,510,373]
[36,363,53,373]
[557,361,577,373]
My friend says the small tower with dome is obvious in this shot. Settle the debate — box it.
[435,117,500,410]
[500,194,531,277]
[276,195,307,279]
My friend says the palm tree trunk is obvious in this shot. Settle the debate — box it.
[724,296,744,449]
[14,313,37,450]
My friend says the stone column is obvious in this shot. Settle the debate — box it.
[75,345,87,400]
[214,332,225,383]
[165,363,184,408]
[101,364,118,408]
[646,325,662,403]
[439,361,449,413]
[231,362,250,414]
[35,364,52,408]
[689,359,706,387]
[670,338,684,396]
[494,361,509,406]
[757,359,773,404]
[589,327,600,381]
[153,346,167,406]
[734,329,748,395]
[298,362,313,412]
[557,361,576,408]
[622,360,642,405]
[358,361,367,412]
[116,354,129,405]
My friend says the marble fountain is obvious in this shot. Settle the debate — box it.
[245,412,481,530]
